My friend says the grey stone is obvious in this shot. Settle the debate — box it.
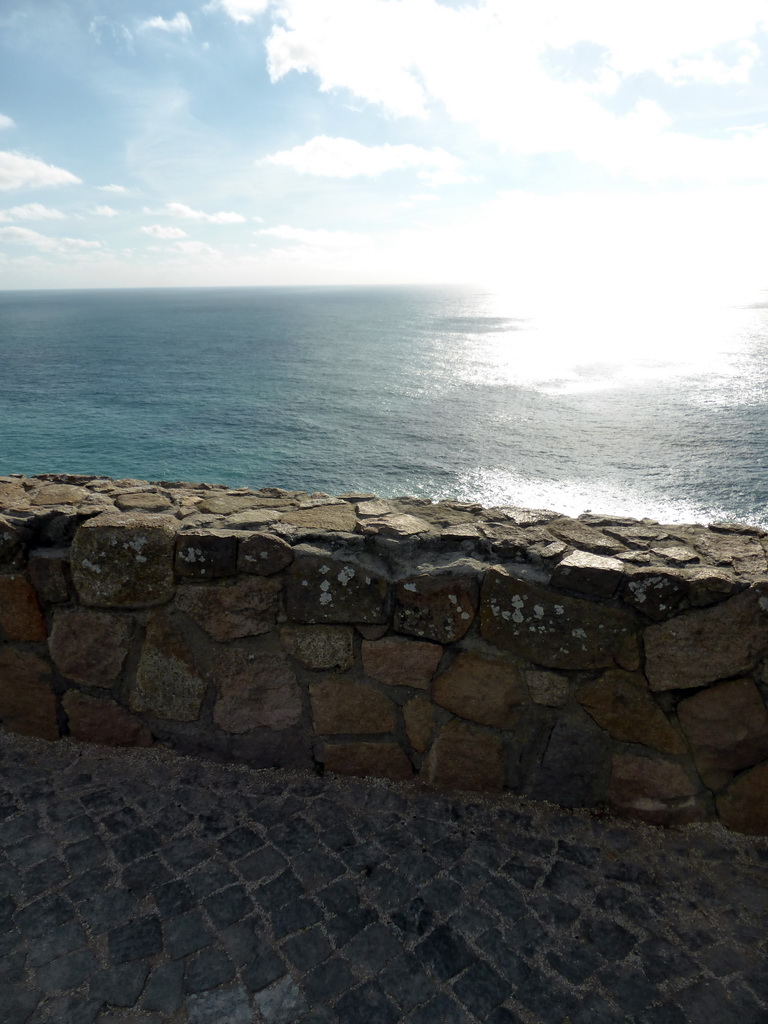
[241,951,286,992]
[286,551,390,624]
[142,961,184,1013]
[187,984,252,1024]
[37,948,97,993]
[481,568,639,670]
[550,550,624,598]
[90,961,150,1007]
[108,916,162,964]
[414,923,473,981]
[645,585,768,690]
[163,910,214,959]
[335,981,400,1024]
[525,710,611,807]
[70,512,177,607]
[281,924,332,972]
[184,945,235,993]
[252,974,309,1024]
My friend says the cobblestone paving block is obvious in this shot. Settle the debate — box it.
[108,916,162,964]
[335,980,400,1024]
[141,960,184,1013]
[252,974,309,1023]
[163,909,214,960]
[184,944,236,993]
[187,983,252,1024]
[90,961,150,1007]
[405,992,474,1024]
[36,946,97,992]
[0,731,767,1024]
[26,919,87,968]
[301,953,357,1004]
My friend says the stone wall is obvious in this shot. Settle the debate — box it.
[2,473,768,835]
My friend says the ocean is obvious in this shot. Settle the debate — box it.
[1,284,767,528]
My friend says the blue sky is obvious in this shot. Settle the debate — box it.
[2,0,768,298]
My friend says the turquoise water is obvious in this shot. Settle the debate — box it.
[1,284,767,526]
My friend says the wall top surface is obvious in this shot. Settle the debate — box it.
[2,472,765,587]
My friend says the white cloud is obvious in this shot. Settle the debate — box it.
[0,203,65,222]
[138,12,193,35]
[263,135,465,184]
[258,224,366,246]
[259,0,768,184]
[0,114,15,131]
[0,151,81,191]
[98,184,128,193]
[172,240,221,256]
[92,205,119,217]
[204,0,271,24]
[0,226,101,252]
[166,202,246,223]
[89,17,133,49]
[141,224,188,238]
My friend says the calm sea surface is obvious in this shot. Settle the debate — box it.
[1,284,767,527]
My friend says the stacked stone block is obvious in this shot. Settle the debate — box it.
[2,472,768,834]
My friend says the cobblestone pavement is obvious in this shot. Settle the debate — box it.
[1,733,766,1024]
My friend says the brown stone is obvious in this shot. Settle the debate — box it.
[226,509,283,530]
[677,678,768,790]
[71,512,178,607]
[280,505,357,533]
[362,636,442,690]
[423,719,504,792]
[576,671,686,755]
[132,612,207,721]
[356,499,395,517]
[0,647,58,740]
[546,517,627,555]
[650,545,699,566]
[28,549,69,603]
[30,483,88,506]
[716,761,768,835]
[323,741,412,781]
[550,550,624,598]
[358,514,433,538]
[175,531,238,577]
[644,586,768,690]
[0,515,22,564]
[477,523,535,558]
[286,553,390,624]
[432,652,526,729]
[609,753,708,826]
[280,625,354,670]
[526,670,569,707]
[116,492,172,512]
[620,568,689,620]
[480,568,639,671]
[688,529,767,577]
[238,532,294,575]
[0,482,28,510]
[196,494,284,515]
[684,568,742,608]
[310,678,395,734]
[63,690,151,746]
[212,649,302,733]
[49,608,133,688]
[395,575,479,643]
[0,575,47,641]
[176,576,280,642]
[404,696,434,752]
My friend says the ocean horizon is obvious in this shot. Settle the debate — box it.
[2,283,767,528]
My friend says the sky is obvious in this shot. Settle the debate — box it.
[2,0,768,300]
